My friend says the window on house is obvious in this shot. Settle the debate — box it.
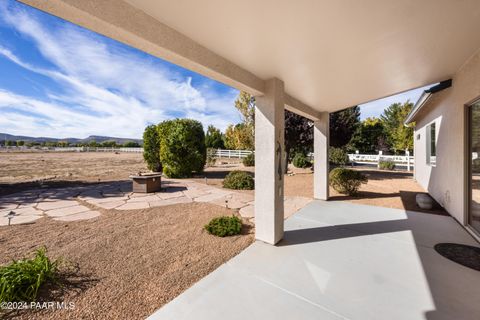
[426,122,436,166]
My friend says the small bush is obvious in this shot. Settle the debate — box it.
[379,160,396,170]
[472,158,480,173]
[223,171,254,190]
[292,152,311,168]
[205,216,243,237]
[206,148,217,167]
[329,167,367,196]
[242,153,255,167]
[0,247,60,303]
[329,147,349,166]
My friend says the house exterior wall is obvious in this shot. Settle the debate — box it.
[414,48,480,225]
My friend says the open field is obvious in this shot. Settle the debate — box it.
[0,202,254,320]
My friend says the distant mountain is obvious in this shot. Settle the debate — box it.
[0,133,142,145]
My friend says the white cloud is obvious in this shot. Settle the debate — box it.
[0,2,239,138]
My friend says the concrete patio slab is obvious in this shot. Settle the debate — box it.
[0,214,42,226]
[37,199,79,211]
[149,201,480,320]
[116,201,150,211]
[53,210,100,222]
[45,205,90,217]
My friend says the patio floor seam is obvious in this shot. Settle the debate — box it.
[251,273,352,320]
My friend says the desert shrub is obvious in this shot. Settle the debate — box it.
[204,216,242,237]
[329,147,349,166]
[329,167,367,196]
[379,159,396,170]
[143,125,162,172]
[292,152,311,168]
[223,170,254,190]
[242,153,255,167]
[206,148,217,167]
[0,247,60,303]
[158,119,206,178]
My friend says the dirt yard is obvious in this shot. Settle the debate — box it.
[0,202,254,320]
[0,152,147,196]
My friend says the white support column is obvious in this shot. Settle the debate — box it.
[313,113,329,200]
[255,78,285,245]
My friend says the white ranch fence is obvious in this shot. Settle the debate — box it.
[208,149,253,159]
[348,153,414,170]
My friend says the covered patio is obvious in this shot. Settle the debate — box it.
[149,201,480,320]
[17,1,480,319]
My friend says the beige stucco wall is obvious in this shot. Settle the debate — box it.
[414,49,480,224]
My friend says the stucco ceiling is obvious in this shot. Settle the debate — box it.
[125,0,480,112]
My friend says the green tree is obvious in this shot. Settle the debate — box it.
[380,101,414,153]
[284,110,313,162]
[224,123,254,150]
[205,125,225,149]
[5,140,14,146]
[158,119,206,178]
[123,141,141,147]
[143,125,161,172]
[349,117,389,153]
[16,140,25,146]
[329,106,361,147]
[228,91,255,150]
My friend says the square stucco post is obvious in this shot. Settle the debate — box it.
[255,78,285,245]
[314,113,329,200]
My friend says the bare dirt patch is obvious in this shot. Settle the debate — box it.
[0,202,254,320]
[0,152,147,196]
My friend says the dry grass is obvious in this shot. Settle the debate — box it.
[0,202,254,320]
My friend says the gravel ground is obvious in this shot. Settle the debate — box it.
[0,202,254,320]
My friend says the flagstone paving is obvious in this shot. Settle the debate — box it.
[0,178,311,226]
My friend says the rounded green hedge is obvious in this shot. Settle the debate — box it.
[143,125,162,172]
[158,119,206,178]
[329,167,367,196]
[329,147,349,166]
[292,152,311,168]
[223,170,254,190]
[242,153,255,167]
[204,216,242,237]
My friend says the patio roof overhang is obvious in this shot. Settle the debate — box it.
[18,0,480,117]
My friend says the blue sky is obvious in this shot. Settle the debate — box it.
[0,0,429,139]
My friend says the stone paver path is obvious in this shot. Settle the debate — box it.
[0,179,311,226]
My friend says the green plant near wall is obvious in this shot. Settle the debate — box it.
[329,167,367,196]
[0,247,61,303]
[205,216,243,237]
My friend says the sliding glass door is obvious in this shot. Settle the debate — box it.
[469,102,480,234]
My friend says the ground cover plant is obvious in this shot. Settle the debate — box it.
[205,216,242,237]
[379,159,396,170]
[329,167,367,196]
[0,247,60,303]
[223,171,254,190]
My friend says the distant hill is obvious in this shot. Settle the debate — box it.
[0,133,142,145]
